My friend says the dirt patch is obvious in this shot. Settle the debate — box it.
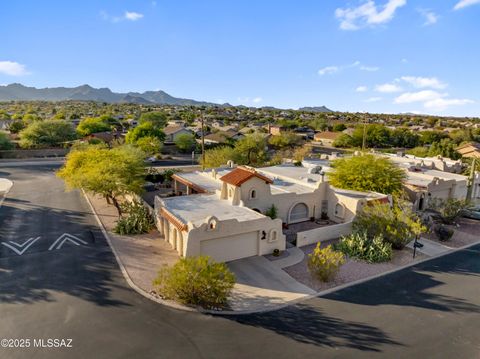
[284,240,427,292]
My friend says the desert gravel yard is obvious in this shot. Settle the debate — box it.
[422,217,480,248]
[284,239,428,292]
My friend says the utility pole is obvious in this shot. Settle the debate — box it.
[466,157,477,201]
[362,115,367,152]
[201,116,205,170]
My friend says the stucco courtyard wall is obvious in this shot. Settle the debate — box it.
[296,221,353,247]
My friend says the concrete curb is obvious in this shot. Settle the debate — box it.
[214,238,480,316]
[82,188,480,316]
[81,189,204,314]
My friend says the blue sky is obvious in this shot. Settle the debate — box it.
[1,0,480,116]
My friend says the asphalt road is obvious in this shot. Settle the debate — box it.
[0,163,479,359]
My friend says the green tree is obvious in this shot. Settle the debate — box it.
[351,124,391,148]
[138,111,168,128]
[76,117,112,137]
[174,133,196,152]
[390,128,420,148]
[329,154,406,195]
[7,121,26,134]
[202,146,240,168]
[428,138,461,160]
[125,122,166,144]
[135,136,163,156]
[0,131,14,150]
[333,134,354,148]
[332,123,347,132]
[234,133,267,166]
[353,201,425,249]
[57,145,145,216]
[19,120,77,148]
[268,131,301,149]
[419,130,448,145]
[153,256,235,309]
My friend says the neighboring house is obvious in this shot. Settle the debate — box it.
[382,152,480,209]
[457,142,480,159]
[164,125,193,144]
[314,131,342,146]
[383,153,464,173]
[203,130,243,145]
[154,164,387,262]
[267,125,285,136]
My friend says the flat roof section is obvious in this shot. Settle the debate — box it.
[161,194,265,227]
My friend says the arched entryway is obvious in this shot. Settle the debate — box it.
[288,202,309,223]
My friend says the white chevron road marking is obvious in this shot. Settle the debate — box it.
[1,237,40,255]
[48,233,87,251]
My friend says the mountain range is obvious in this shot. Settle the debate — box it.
[0,83,334,112]
[0,83,226,107]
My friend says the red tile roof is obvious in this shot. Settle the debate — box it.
[219,166,273,187]
[160,207,188,231]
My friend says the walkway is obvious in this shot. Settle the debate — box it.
[406,237,452,257]
[227,256,315,312]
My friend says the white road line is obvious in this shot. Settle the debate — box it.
[48,233,87,251]
[1,237,40,255]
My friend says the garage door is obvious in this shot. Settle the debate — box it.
[289,203,309,223]
[200,232,258,262]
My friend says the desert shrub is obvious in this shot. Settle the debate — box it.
[433,224,454,242]
[337,231,393,263]
[265,204,278,219]
[308,243,345,282]
[428,198,469,225]
[114,200,154,235]
[153,256,235,309]
[0,131,14,150]
[353,201,425,249]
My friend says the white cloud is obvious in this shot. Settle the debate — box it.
[101,10,144,23]
[252,97,263,104]
[424,98,474,111]
[454,0,480,10]
[0,61,29,76]
[375,83,403,93]
[394,90,446,104]
[365,97,382,102]
[318,66,339,75]
[125,11,144,21]
[401,58,408,63]
[400,76,447,89]
[356,86,368,92]
[335,0,407,30]
[318,61,378,76]
[360,65,379,72]
[418,9,439,25]
[394,89,473,112]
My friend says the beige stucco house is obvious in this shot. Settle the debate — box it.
[154,164,387,262]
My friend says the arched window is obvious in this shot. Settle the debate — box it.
[228,188,233,198]
[250,189,257,199]
[269,229,278,242]
[206,217,217,231]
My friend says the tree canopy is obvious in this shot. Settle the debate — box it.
[0,131,14,150]
[125,121,166,144]
[138,111,168,128]
[57,145,146,216]
[328,154,406,195]
[19,120,77,148]
[174,133,196,152]
[76,117,112,136]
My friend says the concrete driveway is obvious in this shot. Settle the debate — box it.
[227,256,315,312]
